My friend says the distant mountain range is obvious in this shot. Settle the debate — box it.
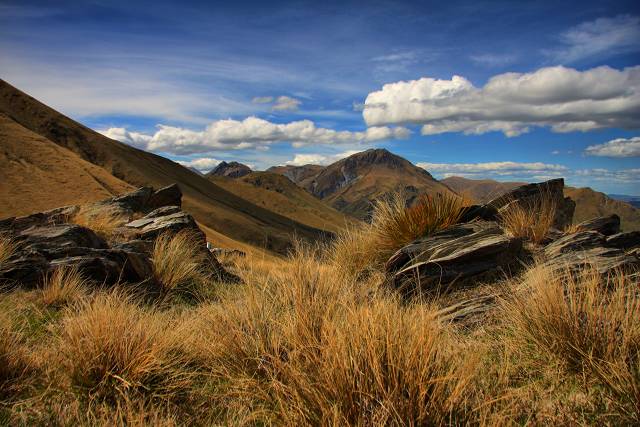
[608,194,640,208]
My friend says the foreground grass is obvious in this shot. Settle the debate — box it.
[0,204,638,424]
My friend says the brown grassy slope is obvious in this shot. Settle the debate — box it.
[565,186,640,231]
[443,176,640,232]
[441,176,524,203]
[291,149,454,220]
[0,113,133,217]
[208,172,360,233]
[0,79,329,253]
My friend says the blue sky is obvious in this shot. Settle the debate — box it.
[1,0,639,194]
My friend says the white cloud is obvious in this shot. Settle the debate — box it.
[418,161,568,178]
[176,157,221,173]
[285,150,361,166]
[363,65,640,137]
[585,136,640,157]
[551,150,560,155]
[272,96,302,111]
[251,96,274,104]
[101,117,410,155]
[574,168,640,183]
[548,15,640,63]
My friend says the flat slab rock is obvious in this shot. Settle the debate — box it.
[125,208,204,241]
[544,246,639,277]
[386,221,523,293]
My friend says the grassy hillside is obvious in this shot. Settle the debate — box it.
[208,171,359,233]
[0,79,329,253]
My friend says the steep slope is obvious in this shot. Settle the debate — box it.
[442,176,524,203]
[207,161,252,178]
[443,176,640,232]
[208,172,359,233]
[267,164,325,188]
[0,79,329,253]
[0,113,133,217]
[292,149,453,220]
[565,187,640,231]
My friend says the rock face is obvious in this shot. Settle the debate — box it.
[386,221,523,294]
[575,214,620,236]
[206,161,252,178]
[486,178,576,230]
[0,185,237,289]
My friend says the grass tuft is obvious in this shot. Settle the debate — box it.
[498,194,557,244]
[0,310,35,400]
[40,266,89,308]
[0,234,17,264]
[71,205,129,241]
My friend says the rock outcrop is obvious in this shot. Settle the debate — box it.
[0,184,238,289]
[385,178,638,296]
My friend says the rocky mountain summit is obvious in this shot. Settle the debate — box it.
[386,178,639,296]
[0,184,238,291]
[206,161,252,178]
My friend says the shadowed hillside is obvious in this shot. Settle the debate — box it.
[207,171,360,233]
[0,79,330,253]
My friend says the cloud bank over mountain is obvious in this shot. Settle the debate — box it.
[364,65,640,137]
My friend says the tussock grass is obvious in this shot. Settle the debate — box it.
[0,310,35,399]
[329,192,465,277]
[152,230,209,302]
[500,264,640,421]
[56,290,189,401]
[498,194,557,244]
[71,205,129,240]
[0,234,17,264]
[40,266,89,308]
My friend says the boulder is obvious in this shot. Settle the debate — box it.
[0,205,79,234]
[105,187,153,213]
[575,214,620,236]
[125,211,204,241]
[605,231,640,251]
[148,184,182,209]
[486,178,575,229]
[544,230,606,258]
[386,221,523,294]
[17,224,107,251]
[544,246,639,277]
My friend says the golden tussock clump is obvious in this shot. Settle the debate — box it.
[70,205,129,241]
[39,266,89,308]
[498,193,557,244]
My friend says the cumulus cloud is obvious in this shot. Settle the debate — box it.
[548,15,640,63]
[285,150,361,166]
[585,136,640,157]
[101,117,410,155]
[272,95,302,111]
[363,65,640,137]
[417,161,568,178]
[574,168,640,183]
[176,157,221,173]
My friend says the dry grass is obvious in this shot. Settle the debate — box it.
[0,310,34,400]
[499,264,640,422]
[70,205,129,241]
[0,234,17,264]
[152,230,209,302]
[498,194,557,244]
[40,266,89,308]
[56,290,189,401]
[329,192,465,277]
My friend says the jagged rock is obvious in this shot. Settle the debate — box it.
[106,186,153,213]
[0,254,49,288]
[606,231,640,250]
[386,221,523,293]
[125,211,203,241]
[544,246,639,277]
[544,230,606,258]
[17,224,107,251]
[575,214,620,236]
[143,205,182,219]
[148,184,182,209]
[486,178,575,229]
[0,205,79,233]
[458,204,498,223]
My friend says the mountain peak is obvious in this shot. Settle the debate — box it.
[207,161,252,178]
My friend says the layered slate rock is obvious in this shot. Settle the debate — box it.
[544,247,638,276]
[386,221,523,294]
[575,214,620,236]
[0,184,238,289]
[486,178,575,229]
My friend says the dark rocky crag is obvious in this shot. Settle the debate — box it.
[386,179,639,296]
[0,184,238,291]
[206,161,252,178]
